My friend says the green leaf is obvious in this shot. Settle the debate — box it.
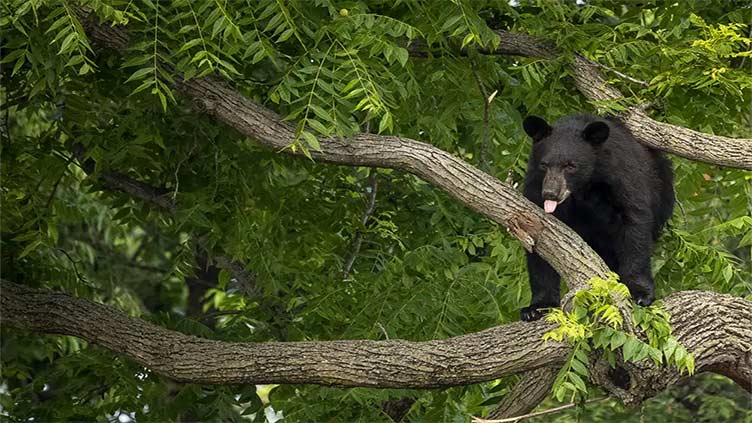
[378,112,393,133]
[609,331,627,350]
[622,337,641,362]
[125,67,154,84]
[441,15,463,31]
[300,131,321,151]
[57,32,77,55]
[569,372,587,393]
[18,239,42,259]
[570,356,588,376]
[461,33,475,49]
[306,119,329,135]
[177,39,202,54]
[395,47,408,67]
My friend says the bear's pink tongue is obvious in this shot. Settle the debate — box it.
[544,200,558,213]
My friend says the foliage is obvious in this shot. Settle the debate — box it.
[1,0,751,422]
[543,274,694,403]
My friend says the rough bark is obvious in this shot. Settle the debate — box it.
[2,280,750,396]
[487,367,558,419]
[0,279,568,387]
[415,31,752,169]
[80,17,608,295]
[568,54,752,169]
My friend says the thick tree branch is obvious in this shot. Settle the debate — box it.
[181,77,611,293]
[410,31,752,170]
[2,280,750,395]
[487,367,558,419]
[487,31,752,170]
[80,16,608,295]
[0,279,568,387]
[569,54,752,169]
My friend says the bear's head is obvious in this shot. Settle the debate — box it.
[522,115,610,214]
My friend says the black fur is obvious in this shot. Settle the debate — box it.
[520,114,674,321]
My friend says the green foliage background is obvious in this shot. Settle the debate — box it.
[1,0,750,421]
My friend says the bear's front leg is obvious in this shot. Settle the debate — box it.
[521,252,561,321]
[615,223,656,306]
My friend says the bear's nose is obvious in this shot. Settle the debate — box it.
[542,187,559,200]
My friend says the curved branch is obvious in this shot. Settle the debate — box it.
[182,77,613,293]
[68,11,752,405]
[0,279,568,387]
[487,31,752,170]
[569,54,752,169]
[1,280,750,394]
[80,15,608,293]
[412,30,752,170]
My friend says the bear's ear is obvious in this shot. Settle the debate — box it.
[522,116,551,142]
[582,121,609,145]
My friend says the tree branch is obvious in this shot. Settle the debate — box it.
[568,53,752,169]
[486,31,752,170]
[487,367,559,419]
[70,142,177,213]
[80,17,609,295]
[59,10,752,407]
[70,142,265,306]
[342,168,379,280]
[410,31,752,170]
[0,279,568,387]
[475,396,608,423]
[2,279,750,394]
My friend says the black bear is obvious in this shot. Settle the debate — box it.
[520,114,674,321]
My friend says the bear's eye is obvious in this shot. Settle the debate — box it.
[565,162,577,171]
[540,162,549,170]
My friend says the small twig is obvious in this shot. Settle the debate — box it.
[43,156,75,211]
[581,54,649,87]
[199,309,244,322]
[70,143,177,213]
[172,141,199,200]
[470,58,495,172]
[472,396,608,423]
[342,168,378,279]
[55,248,89,285]
[376,322,389,339]
[737,25,751,69]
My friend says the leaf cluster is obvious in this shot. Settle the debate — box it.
[544,274,695,403]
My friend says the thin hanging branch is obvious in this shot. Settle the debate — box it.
[342,168,379,280]
[473,396,608,423]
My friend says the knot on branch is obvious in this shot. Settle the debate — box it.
[590,351,678,406]
[506,212,543,252]
[186,93,214,114]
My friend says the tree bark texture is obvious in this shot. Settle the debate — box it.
[81,15,611,294]
[2,280,750,397]
[487,367,559,419]
[0,280,567,387]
